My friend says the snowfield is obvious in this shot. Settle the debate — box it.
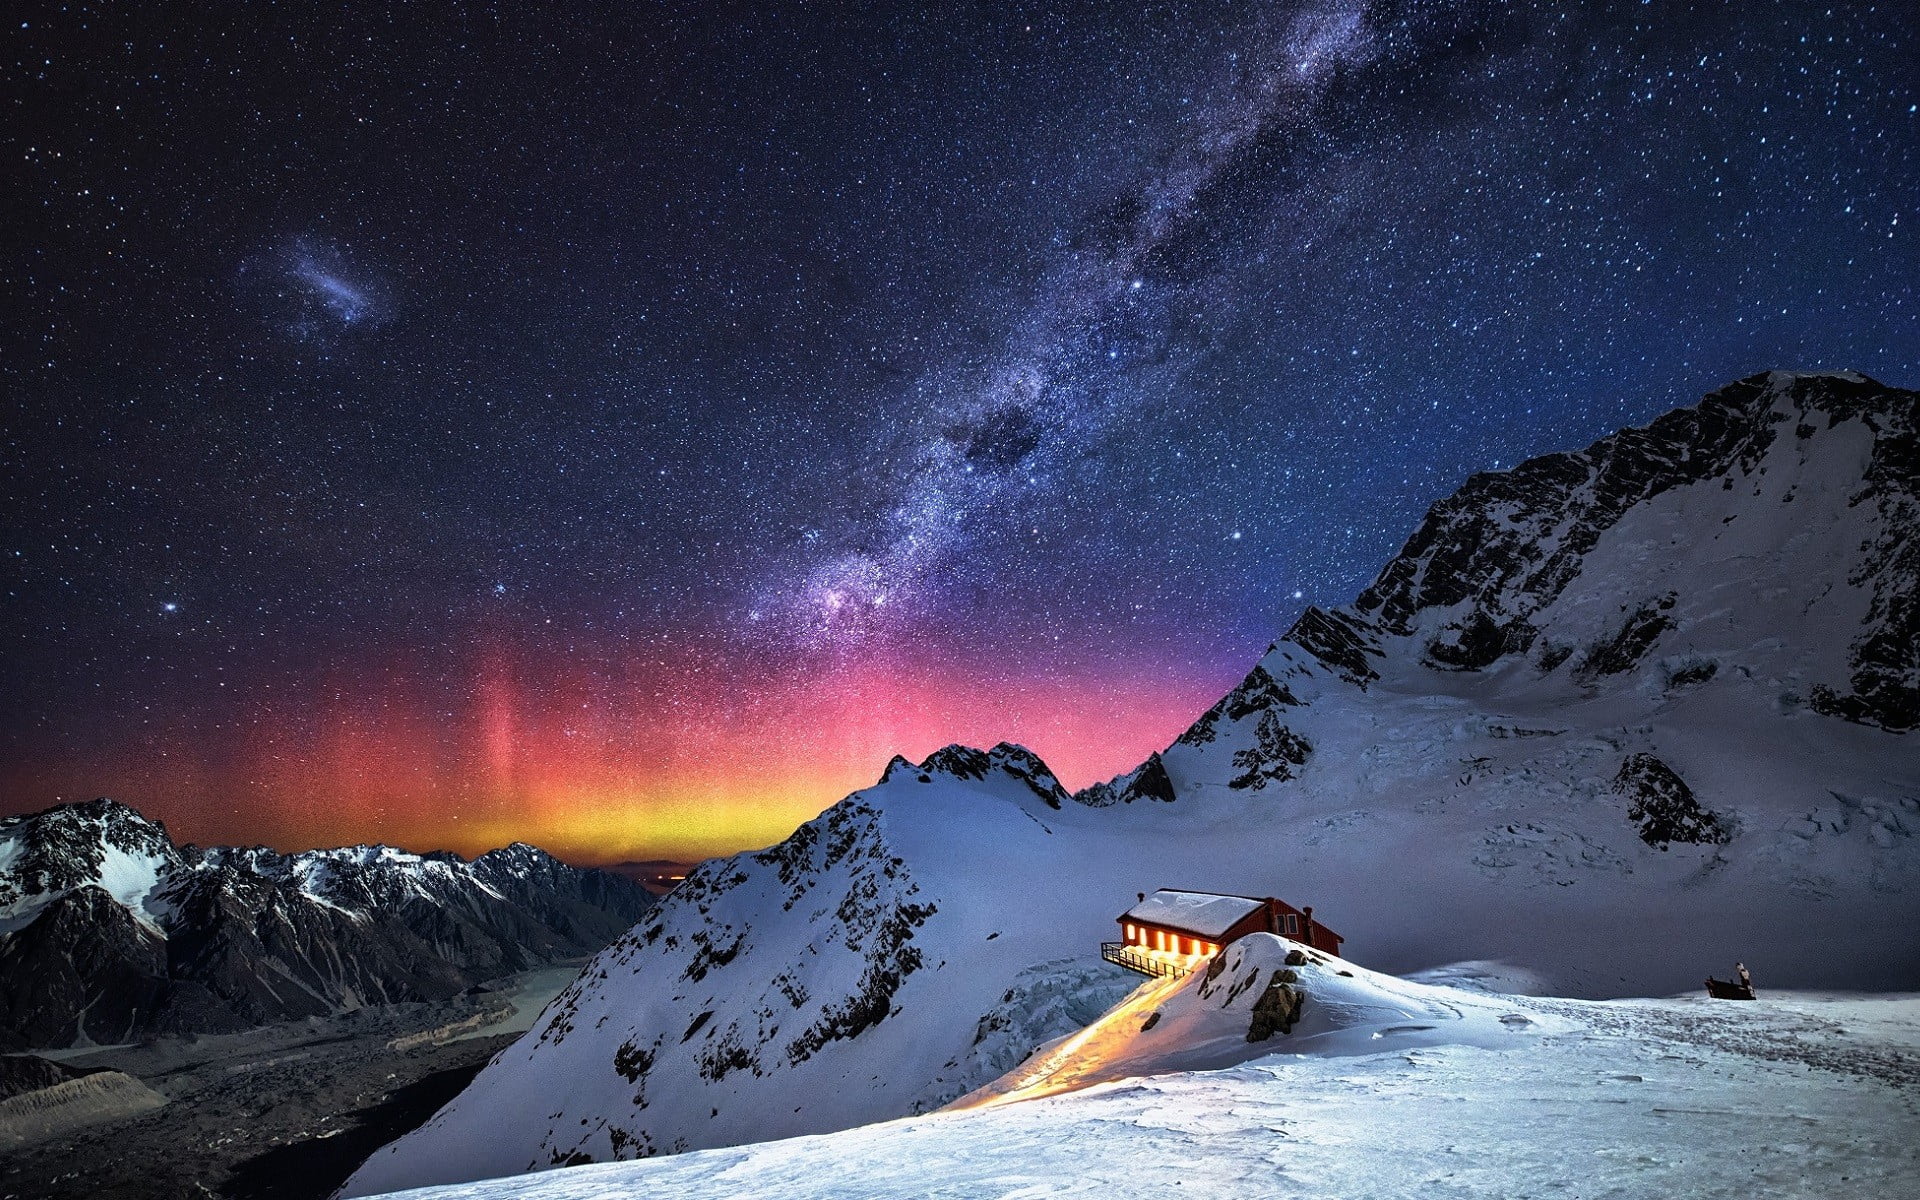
[357,967,1920,1200]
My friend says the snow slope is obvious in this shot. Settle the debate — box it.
[954,934,1575,1108]
[342,371,1920,1195]
[356,983,1920,1200]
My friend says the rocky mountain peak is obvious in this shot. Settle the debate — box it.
[2,796,176,854]
[0,798,183,919]
[1080,370,1917,808]
[1337,371,1913,680]
[884,743,1072,809]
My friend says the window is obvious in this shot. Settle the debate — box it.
[1284,914,1300,935]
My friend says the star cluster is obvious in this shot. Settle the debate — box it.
[3,1,1915,861]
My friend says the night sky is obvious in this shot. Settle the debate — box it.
[5,2,1915,863]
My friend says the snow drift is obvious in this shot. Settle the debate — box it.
[342,986,1920,1200]
[956,933,1572,1110]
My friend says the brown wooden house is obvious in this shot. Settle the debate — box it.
[1102,889,1344,977]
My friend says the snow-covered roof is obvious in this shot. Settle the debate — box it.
[1121,890,1264,939]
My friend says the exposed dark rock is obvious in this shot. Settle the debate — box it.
[1229,712,1312,790]
[697,1030,759,1082]
[1073,752,1177,807]
[911,744,1072,808]
[1282,606,1382,685]
[986,744,1073,809]
[1574,593,1679,683]
[0,798,181,915]
[1222,664,1300,720]
[1666,658,1720,689]
[1426,608,1533,672]
[1810,392,1919,731]
[681,929,746,983]
[1172,660,1309,755]
[0,887,171,1050]
[1536,641,1575,673]
[1614,754,1732,850]
[916,745,992,781]
[1346,373,1890,673]
[784,897,936,1065]
[1247,973,1306,1041]
[1125,754,1178,804]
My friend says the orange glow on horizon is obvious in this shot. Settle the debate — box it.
[4,628,1232,865]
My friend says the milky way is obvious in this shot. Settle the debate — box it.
[760,0,1392,646]
[756,0,1460,648]
[4,1,1916,861]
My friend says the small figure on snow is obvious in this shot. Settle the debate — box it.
[1704,961,1756,1000]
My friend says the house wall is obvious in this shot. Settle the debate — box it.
[1118,920,1219,958]
[1117,897,1345,958]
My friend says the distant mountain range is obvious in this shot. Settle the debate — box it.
[0,798,654,1051]
[599,861,699,897]
[342,370,1919,1197]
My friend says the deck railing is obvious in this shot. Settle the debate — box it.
[1100,941,1195,979]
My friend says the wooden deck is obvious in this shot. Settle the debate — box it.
[1100,941,1195,979]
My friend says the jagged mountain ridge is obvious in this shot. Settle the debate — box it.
[343,370,1920,1197]
[0,798,654,1051]
[1347,369,1915,727]
[1121,369,1915,805]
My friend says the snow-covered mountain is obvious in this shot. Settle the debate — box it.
[0,798,654,1051]
[342,370,1920,1196]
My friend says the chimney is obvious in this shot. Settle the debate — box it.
[1303,906,1314,946]
[1137,892,1145,903]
